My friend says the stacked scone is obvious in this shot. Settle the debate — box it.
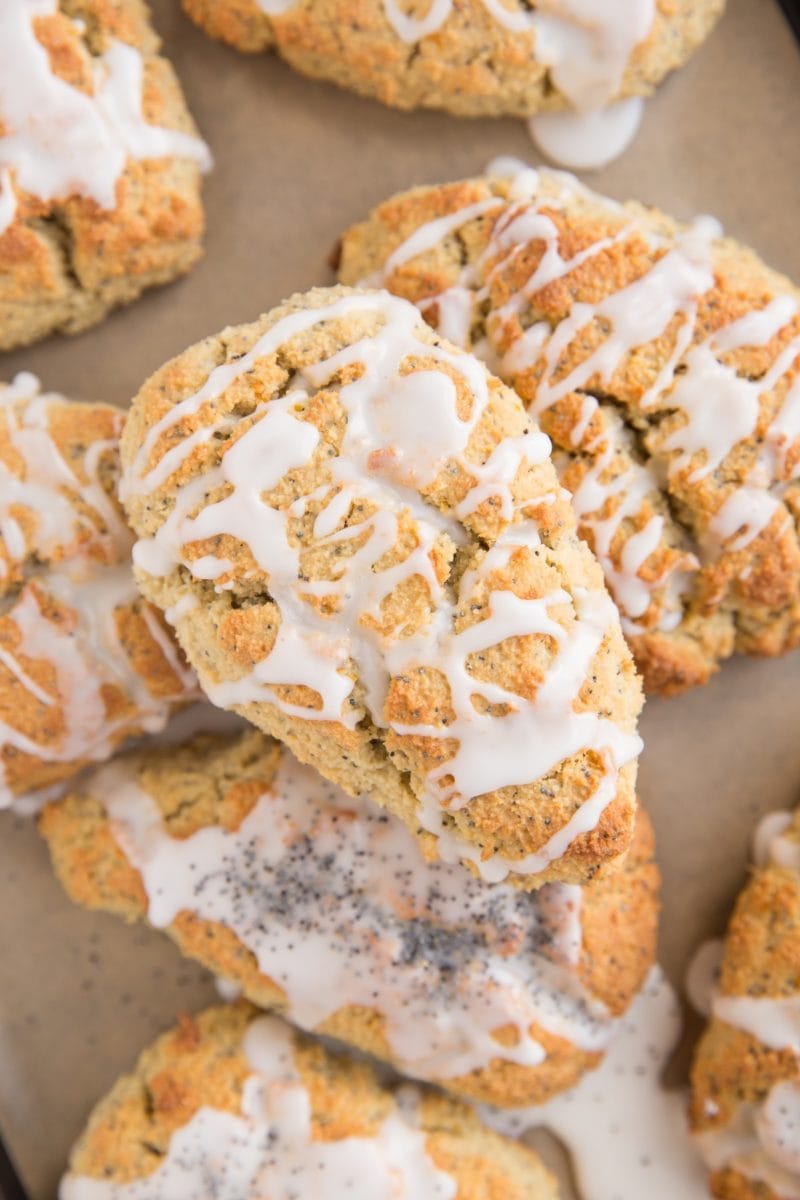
[35,281,662,1193]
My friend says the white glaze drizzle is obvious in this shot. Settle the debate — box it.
[0,0,211,236]
[60,1015,457,1200]
[363,161,800,632]
[0,373,198,809]
[96,743,615,1081]
[481,966,711,1200]
[125,289,640,881]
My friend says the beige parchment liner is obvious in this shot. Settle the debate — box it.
[1,0,799,1195]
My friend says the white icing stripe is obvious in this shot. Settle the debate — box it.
[0,0,211,236]
[127,289,640,881]
[60,1016,457,1200]
[365,164,800,631]
[712,993,800,1054]
[97,746,614,1081]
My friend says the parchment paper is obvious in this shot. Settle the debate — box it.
[1,1,799,1194]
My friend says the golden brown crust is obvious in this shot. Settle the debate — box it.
[119,284,642,887]
[40,728,658,1108]
[0,379,197,803]
[65,1002,559,1197]
[338,174,800,695]
[0,1,206,352]
[181,0,723,119]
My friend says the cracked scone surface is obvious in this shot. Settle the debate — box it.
[338,167,800,696]
[61,1003,559,1198]
[0,373,197,807]
[181,0,723,121]
[690,809,800,1199]
[120,284,642,888]
[0,0,209,352]
[41,728,659,1108]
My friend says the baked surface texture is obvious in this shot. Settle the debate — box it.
[690,808,800,1199]
[338,167,800,695]
[40,728,659,1108]
[0,373,197,807]
[61,1002,560,1198]
[180,0,723,120]
[120,283,643,889]
[0,0,209,352]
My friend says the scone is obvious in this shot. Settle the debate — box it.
[60,1002,559,1199]
[0,373,198,808]
[120,284,643,888]
[690,809,800,1199]
[0,0,210,352]
[180,0,722,124]
[338,164,800,695]
[40,728,659,1108]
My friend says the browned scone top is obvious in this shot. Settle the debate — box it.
[60,1002,560,1198]
[0,374,197,808]
[40,728,659,1108]
[0,0,209,352]
[119,283,643,889]
[690,809,800,1198]
[181,0,723,120]
[338,167,800,695]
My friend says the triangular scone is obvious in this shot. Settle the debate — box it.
[0,374,198,807]
[690,809,800,1198]
[337,166,800,696]
[181,0,722,122]
[40,729,659,1108]
[60,1002,559,1198]
[120,284,643,888]
[0,0,210,351]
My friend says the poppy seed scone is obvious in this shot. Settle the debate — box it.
[180,0,722,124]
[40,729,659,1108]
[690,809,800,1200]
[0,373,198,808]
[0,0,210,352]
[120,285,643,888]
[338,164,800,695]
[60,1003,560,1199]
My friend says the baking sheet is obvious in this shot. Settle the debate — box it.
[1,0,799,1194]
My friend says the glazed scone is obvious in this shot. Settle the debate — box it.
[0,373,198,808]
[40,729,659,1108]
[0,0,210,352]
[690,809,800,1199]
[120,284,643,888]
[180,0,722,128]
[338,164,800,695]
[60,1002,559,1199]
